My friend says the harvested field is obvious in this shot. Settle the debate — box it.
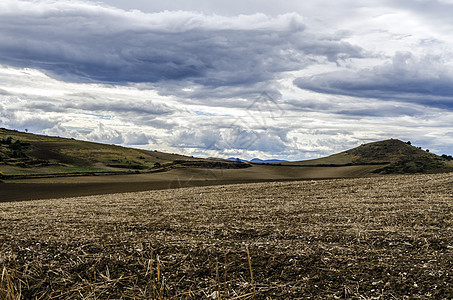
[1,173,452,299]
[1,164,382,202]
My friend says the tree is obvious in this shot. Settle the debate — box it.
[406,141,411,145]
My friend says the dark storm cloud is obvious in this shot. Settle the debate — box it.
[294,52,453,109]
[0,1,363,93]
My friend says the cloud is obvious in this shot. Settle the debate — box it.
[285,96,428,118]
[66,100,174,120]
[0,89,11,95]
[0,0,363,96]
[387,0,453,30]
[85,123,124,144]
[171,126,290,155]
[294,52,453,109]
[39,122,155,147]
[124,132,150,145]
[0,108,61,132]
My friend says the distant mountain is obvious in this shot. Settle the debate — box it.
[250,158,289,163]
[227,157,289,163]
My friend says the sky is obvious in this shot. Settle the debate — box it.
[1,0,453,160]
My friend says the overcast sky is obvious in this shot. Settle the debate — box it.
[1,0,453,160]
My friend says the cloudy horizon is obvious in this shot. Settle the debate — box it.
[1,0,453,160]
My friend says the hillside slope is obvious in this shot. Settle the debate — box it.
[286,139,453,174]
[0,128,247,177]
[345,139,450,173]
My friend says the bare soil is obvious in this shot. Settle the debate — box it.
[1,164,382,202]
[1,173,452,299]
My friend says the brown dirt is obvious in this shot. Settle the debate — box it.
[1,164,382,202]
[1,173,452,299]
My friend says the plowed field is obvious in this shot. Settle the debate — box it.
[1,173,452,298]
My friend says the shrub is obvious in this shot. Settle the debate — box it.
[8,140,22,150]
[1,137,12,145]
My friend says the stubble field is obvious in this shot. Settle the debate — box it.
[1,173,452,299]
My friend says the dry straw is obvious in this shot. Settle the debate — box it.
[0,172,452,298]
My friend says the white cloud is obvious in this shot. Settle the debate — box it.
[86,123,123,144]
[124,132,150,145]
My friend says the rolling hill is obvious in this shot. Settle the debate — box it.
[0,128,248,178]
[285,139,453,174]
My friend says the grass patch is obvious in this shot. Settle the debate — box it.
[58,166,113,173]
